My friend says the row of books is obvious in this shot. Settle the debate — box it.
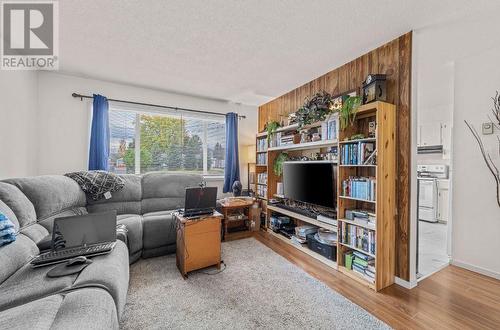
[320,114,339,141]
[340,221,376,255]
[341,176,376,201]
[344,209,376,230]
[257,153,267,165]
[257,185,267,199]
[345,251,375,283]
[257,173,267,185]
[340,141,375,165]
[269,132,295,148]
[257,138,267,152]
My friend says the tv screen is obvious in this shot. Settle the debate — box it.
[282,162,336,208]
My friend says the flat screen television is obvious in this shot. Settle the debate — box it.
[282,162,336,208]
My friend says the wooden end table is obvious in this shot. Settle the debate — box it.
[175,211,223,279]
[219,198,256,241]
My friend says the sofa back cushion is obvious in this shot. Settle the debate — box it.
[0,200,20,232]
[3,176,86,221]
[141,173,203,214]
[0,182,36,228]
[87,174,142,215]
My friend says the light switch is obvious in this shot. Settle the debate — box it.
[482,122,494,135]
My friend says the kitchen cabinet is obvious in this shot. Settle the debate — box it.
[437,180,449,223]
[418,122,442,147]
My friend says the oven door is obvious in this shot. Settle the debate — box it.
[418,178,437,222]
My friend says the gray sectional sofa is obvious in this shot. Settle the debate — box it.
[0,172,203,329]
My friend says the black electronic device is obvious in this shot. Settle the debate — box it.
[282,162,337,208]
[184,186,217,217]
[306,233,337,261]
[31,211,117,267]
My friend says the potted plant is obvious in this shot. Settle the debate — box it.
[273,152,288,176]
[339,95,362,130]
[295,91,334,129]
[266,121,280,144]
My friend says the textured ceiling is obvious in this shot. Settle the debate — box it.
[58,0,500,105]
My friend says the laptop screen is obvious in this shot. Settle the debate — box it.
[52,211,117,250]
[184,187,217,211]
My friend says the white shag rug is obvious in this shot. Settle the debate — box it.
[121,238,390,329]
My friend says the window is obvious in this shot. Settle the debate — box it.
[108,104,225,176]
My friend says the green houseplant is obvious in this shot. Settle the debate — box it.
[339,95,362,130]
[266,120,280,144]
[295,91,334,129]
[273,152,288,176]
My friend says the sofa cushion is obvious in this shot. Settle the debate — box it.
[0,234,38,285]
[72,240,129,317]
[142,210,176,249]
[117,214,143,257]
[87,174,142,215]
[0,288,119,330]
[0,200,19,232]
[0,182,36,228]
[3,176,86,221]
[20,223,49,245]
[141,172,202,213]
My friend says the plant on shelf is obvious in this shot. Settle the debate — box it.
[273,152,288,176]
[296,90,334,129]
[339,95,362,130]
[266,120,280,144]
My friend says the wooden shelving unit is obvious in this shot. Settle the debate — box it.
[337,101,396,291]
[256,102,395,291]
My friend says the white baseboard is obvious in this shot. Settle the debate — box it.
[451,259,500,280]
[394,276,418,289]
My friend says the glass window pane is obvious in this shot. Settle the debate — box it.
[206,121,225,175]
[109,110,136,174]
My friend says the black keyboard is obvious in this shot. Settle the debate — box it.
[31,242,115,267]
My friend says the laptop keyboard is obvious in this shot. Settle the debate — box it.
[31,242,115,266]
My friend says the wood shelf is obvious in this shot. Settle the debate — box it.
[339,137,376,144]
[339,196,376,203]
[338,164,376,168]
[268,230,337,269]
[256,164,267,167]
[338,242,376,258]
[338,266,375,290]
[268,139,338,152]
[284,160,337,164]
[267,204,337,232]
[338,218,376,231]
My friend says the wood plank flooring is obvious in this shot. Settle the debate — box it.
[253,231,500,330]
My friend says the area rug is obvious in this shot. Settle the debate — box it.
[121,238,390,329]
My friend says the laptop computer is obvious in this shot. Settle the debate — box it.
[31,211,117,267]
[183,187,217,217]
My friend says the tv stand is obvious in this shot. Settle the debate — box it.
[267,204,337,233]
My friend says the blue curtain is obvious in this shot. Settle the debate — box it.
[88,94,110,171]
[223,112,240,193]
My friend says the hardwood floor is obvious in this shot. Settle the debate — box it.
[253,230,500,329]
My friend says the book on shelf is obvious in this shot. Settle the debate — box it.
[344,209,376,229]
[341,177,376,201]
[321,114,339,141]
[340,141,376,165]
[340,222,376,255]
[344,251,375,283]
[257,138,267,152]
[257,153,268,165]
[257,173,268,185]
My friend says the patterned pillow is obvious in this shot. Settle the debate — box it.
[0,212,16,247]
[65,171,125,201]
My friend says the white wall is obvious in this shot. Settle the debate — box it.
[415,13,500,279]
[0,71,39,179]
[36,72,258,189]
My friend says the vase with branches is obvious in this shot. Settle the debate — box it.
[465,91,500,207]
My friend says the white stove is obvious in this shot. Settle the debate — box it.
[417,165,448,222]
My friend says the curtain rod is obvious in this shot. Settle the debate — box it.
[71,93,246,119]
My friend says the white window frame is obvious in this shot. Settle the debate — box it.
[109,103,225,179]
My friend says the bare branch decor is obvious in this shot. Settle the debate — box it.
[487,91,500,129]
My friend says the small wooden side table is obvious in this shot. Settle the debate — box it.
[175,211,223,279]
[219,198,255,241]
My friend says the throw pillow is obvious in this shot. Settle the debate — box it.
[65,171,125,201]
[0,212,16,247]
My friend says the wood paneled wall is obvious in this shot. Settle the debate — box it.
[258,32,412,280]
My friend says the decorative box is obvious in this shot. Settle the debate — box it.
[362,74,387,104]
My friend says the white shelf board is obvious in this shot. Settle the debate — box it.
[268,139,338,152]
[338,242,376,258]
[339,196,376,204]
[284,160,337,164]
[338,218,376,231]
[267,204,337,232]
